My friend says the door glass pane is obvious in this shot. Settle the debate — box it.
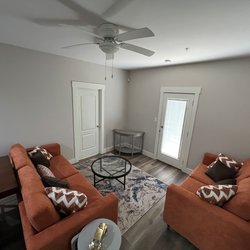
[161,99,187,159]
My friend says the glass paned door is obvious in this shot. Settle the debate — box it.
[161,100,187,159]
[157,93,194,169]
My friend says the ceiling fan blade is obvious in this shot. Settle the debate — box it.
[102,0,137,18]
[120,43,155,57]
[62,43,99,49]
[106,53,114,60]
[57,0,106,27]
[116,27,154,42]
[32,18,84,27]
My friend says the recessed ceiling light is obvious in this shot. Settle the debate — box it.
[165,59,171,63]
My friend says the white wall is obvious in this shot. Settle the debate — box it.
[127,58,250,169]
[0,43,128,159]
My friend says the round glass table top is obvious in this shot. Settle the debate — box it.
[91,155,132,179]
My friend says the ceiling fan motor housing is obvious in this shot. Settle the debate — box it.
[97,23,119,38]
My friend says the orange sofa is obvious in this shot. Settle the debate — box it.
[9,143,119,250]
[163,153,250,250]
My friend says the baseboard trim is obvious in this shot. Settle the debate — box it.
[69,158,77,164]
[182,168,192,175]
[142,149,155,159]
[104,146,114,153]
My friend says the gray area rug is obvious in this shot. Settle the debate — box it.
[74,155,167,234]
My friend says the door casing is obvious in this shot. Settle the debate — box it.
[154,87,201,174]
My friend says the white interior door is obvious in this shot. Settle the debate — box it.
[77,88,99,159]
[157,93,195,169]
[72,81,105,161]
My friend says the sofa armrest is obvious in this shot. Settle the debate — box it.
[202,152,217,165]
[20,193,118,250]
[164,184,250,250]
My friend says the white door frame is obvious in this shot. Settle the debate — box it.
[72,81,105,161]
[154,87,201,174]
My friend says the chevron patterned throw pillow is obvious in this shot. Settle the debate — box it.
[45,187,87,214]
[29,146,53,160]
[208,153,242,171]
[196,184,238,206]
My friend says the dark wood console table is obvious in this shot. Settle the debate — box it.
[0,156,19,216]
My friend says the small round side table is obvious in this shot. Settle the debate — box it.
[71,218,121,250]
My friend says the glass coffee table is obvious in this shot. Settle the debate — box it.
[91,155,132,189]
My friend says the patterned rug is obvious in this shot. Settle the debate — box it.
[74,155,167,234]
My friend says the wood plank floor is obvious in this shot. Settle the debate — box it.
[116,153,197,250]
[0,152,197,250]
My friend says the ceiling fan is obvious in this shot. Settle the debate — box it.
[62,22,155,60]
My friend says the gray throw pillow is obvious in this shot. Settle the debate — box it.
[216,178,236,185]
[205,160,236,182]
[42,176,69,189]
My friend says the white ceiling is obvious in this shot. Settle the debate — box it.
[0,0,250,70]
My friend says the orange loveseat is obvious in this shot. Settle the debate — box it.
[9,143,119,250]
[163,153,250,250]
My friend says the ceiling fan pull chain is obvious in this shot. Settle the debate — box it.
[105,55,107,81]
[111,55,114,79]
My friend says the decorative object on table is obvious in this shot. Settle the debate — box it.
[113,129,145,156]
[91,155,132,189]
[71,218,121,250]
[75,155,167,234]
[88,223,108,250]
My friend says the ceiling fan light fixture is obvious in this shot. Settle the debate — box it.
[99,41,119,54]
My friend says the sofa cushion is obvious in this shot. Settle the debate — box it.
[45,187,88,214]
[42,176,69,188]
[180,177,206,193]
[236,159,250,183]
[224,177,250,220]
[9,144,34,170]
[196,184,237,206]
[37,164,55,178]
[29,151,50,168]
[28,146,53,160]
[190,163,215,185]
[49,155,78,179]
[205,160,237,182]
[64,173,101,204]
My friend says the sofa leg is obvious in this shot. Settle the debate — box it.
[166,224,169,230]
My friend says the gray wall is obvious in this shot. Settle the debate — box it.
[127,58,250,169]
[0,43,128,159]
